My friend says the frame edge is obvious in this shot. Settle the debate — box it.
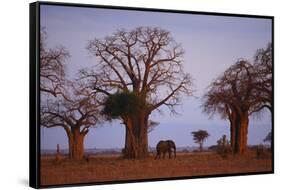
[29,1,40,189]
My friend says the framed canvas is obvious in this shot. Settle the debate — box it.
[29,1,274,188]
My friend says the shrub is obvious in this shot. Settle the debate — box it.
[216,135,232,159]
[102,91,146,119]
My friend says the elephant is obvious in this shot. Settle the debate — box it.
[155,140,176,159]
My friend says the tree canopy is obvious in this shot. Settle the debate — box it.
[102,91,146,119]
[40,28,69,97]
[81,27,193,114]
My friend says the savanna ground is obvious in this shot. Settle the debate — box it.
[40,150,272,186]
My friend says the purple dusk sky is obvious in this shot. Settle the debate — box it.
[40,4,272,150]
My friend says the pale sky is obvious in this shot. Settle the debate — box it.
[40,4,272,150]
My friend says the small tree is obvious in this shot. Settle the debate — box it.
[191,130,210,151]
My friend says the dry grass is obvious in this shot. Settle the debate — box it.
[40,151,272,186]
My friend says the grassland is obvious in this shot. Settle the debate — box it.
[40,150,272,186]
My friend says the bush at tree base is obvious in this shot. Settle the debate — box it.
[216,135,232,159]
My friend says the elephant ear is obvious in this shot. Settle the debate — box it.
[168,140,175,148]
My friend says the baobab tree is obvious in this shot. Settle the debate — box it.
[41,82,101,160]
[191,130,209,152]
[81,27,193,158]
[40,29,69,96]
[202,59,269,154]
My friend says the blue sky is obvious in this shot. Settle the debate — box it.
[40,5,272,149]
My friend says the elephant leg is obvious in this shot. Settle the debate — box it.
[163,152,166,159]
[168,151,171,159]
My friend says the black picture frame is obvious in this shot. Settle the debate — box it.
[30,1,274,188]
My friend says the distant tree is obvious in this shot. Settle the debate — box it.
[191,130,210,151]
[81,27,193,159]
[40,28,69,97]
[41,82,101,160]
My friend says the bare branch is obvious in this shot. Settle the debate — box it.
[83,27,193,115]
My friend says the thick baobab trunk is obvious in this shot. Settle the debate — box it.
[240,114,249,153]
[232,114,241,154]
[135,112,149,158]
[124,122,137,159]
[235,113,249,154]
[123,117,140,159]
[233,120,240,154]
[230,111,248,155]
[229,112,237,151]
[123,112,149,159]
[66,128,85,160]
